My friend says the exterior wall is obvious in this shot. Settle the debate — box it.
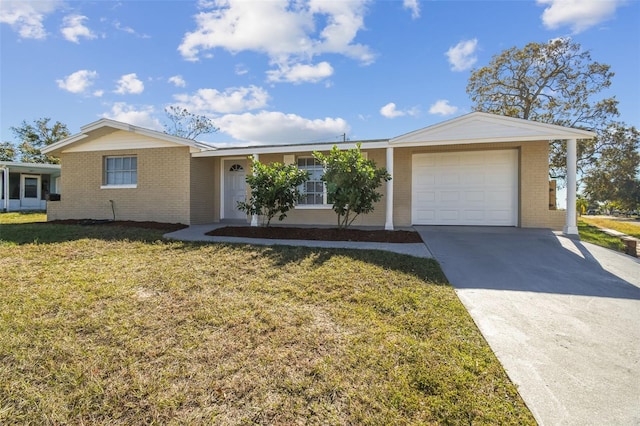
[393,141,555,228]
[48,147,192,224]
[190,156,218,224]
[239,149,388,227]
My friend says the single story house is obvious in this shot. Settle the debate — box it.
[1,161,61,212]
[41,112,594,234]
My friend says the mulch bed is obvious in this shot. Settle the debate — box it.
[207,226,424,243]
[47,219,189,232]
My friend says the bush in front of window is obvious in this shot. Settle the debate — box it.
[237,157,310,227]
[314,144,391,229]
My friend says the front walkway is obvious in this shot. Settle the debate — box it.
[164,224,433,258]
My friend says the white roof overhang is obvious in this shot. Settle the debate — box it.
[42,118,214,155]
[390,111,596,147]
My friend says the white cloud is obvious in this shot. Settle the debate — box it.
[168,75,187,87]
[537,0,622,33]
[93,90,104,97]
[61,14,96,43]
[0,0,61,39]
[235,64,249,76]
[446,38,478,72]
[380,102,419,119]
[403,0,420,19]
[428,99,458,116]
[101,103,163,130]
[266,61,334,84]
[178,0,374,81]
[173,85,269,114]
[56,69,99,95]
[216,111,350,145]
[113,20,150,38]
[115,73,144,94]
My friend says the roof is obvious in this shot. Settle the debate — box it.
[390,111,596,146]
[42,118,215,155]
[0,161,61,173]
[41,112,596,157]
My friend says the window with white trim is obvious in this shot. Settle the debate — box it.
[297,157,327,205]
[103,156,137,187]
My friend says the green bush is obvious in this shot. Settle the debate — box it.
[314,144,391,229]
[237,157,310,226]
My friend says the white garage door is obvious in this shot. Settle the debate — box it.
[412,150,518,226]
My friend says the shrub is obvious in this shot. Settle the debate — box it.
[237,157,310,227]
[314,144,391,229]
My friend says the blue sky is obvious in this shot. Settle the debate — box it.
[1,0,639,147]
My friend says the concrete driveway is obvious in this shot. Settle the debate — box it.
[415,226,640,426]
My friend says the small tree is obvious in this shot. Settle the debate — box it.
[163,106,219,140]
[237,158,310,227]
[314,144,391,229]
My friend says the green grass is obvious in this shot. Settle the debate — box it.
[578,220,626,252]
[580,216,640,239]
[0,213,534,425]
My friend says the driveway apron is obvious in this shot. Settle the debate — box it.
[415,226,640,426]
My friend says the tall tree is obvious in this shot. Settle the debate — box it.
[9,118,70,164]
[163,106,219,140]
[582,124,640,211]
[466,38,619,179]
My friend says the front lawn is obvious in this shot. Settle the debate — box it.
[578,220,626,252]
[580,216,640,239]
[0,213,534,424]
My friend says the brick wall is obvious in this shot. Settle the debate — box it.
[48,147,192,224]
[190,156,217,224]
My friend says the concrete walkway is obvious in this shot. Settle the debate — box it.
[164,224,432,258]
[415,226,640,426]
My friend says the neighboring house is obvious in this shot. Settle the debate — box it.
[1,161,61,212]
[41,112,594,234]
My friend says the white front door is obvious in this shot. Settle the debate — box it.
[412,150,518,226]
[224,160,247,220]
[21,174,41,209]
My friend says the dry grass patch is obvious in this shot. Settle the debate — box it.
[0,215,534,425]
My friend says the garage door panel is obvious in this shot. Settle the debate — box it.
[412,150,517,226]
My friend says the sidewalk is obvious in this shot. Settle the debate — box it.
[164,224,433,258]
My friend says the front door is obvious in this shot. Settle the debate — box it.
[224,160,247,220]
[21,174,41,209]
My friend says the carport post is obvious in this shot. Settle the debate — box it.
[563,138,578,235]
[250,153,259,227]
[385,147,394,230]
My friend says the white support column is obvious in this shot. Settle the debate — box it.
[250,153,259,227]
[385,147,394,231]
[563,138,578,235]
[2,167,9,212]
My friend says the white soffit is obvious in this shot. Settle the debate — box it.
[391,112,596,146]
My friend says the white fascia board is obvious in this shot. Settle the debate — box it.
[0,161,61,169]
[192,140,389,157]
[44,118,213,154]
[391,111,596,145]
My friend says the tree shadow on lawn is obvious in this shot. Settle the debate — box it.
[0,221,449,286]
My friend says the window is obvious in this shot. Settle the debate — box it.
[297,157,327,206]
[103,156,137,187]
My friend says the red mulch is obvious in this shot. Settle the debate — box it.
[47,219,188,232]
[206,226,423,243]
